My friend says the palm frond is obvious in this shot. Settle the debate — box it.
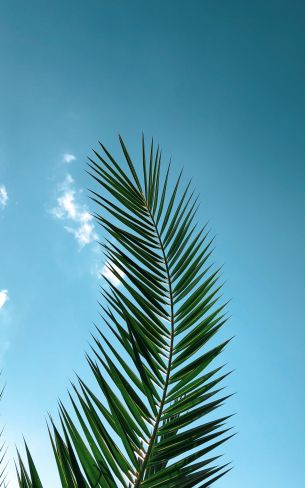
[16,442,43,488]
[0,384,8,488]
[16,135,233,487]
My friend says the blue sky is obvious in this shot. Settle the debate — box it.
[0,0,305,486]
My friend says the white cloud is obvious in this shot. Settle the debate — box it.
[63,153,76,164]
[0,290,9,310]
[51,173,97,248]
[0,185,8,208]
[62,173,74,186]
[100,260,125,287]
[65,219,96,247]
[57,191,77,219]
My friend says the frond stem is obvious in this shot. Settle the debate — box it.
[133,205,175,487]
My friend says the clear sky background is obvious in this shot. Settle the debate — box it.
[0,0,305,486]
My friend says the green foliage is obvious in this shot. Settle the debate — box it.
[15,136,233,487]
[0,386,7,487]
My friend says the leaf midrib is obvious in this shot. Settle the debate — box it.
[133,204,175,488]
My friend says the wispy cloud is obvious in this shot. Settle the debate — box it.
[63,153,76,163]
[0,290,9,310]
[98,260,125,287]
[0,185,8,208]
[51,173,97,248]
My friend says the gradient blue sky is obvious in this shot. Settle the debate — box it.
[0,0,305,486]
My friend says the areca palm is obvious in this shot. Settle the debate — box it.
[16,136,233,487]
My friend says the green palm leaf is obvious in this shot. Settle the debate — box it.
[0,386,8,488]
[16,135,233,487]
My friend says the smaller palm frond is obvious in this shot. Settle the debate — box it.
[16,442,43,488]
[0,384,8,488]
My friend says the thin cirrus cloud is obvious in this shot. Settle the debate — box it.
[0,290,9,310]
[51,173,97,248]
[99,260,125,287]
[0,185,8,208]
[63,153,76,164]
[52,158,124,287]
